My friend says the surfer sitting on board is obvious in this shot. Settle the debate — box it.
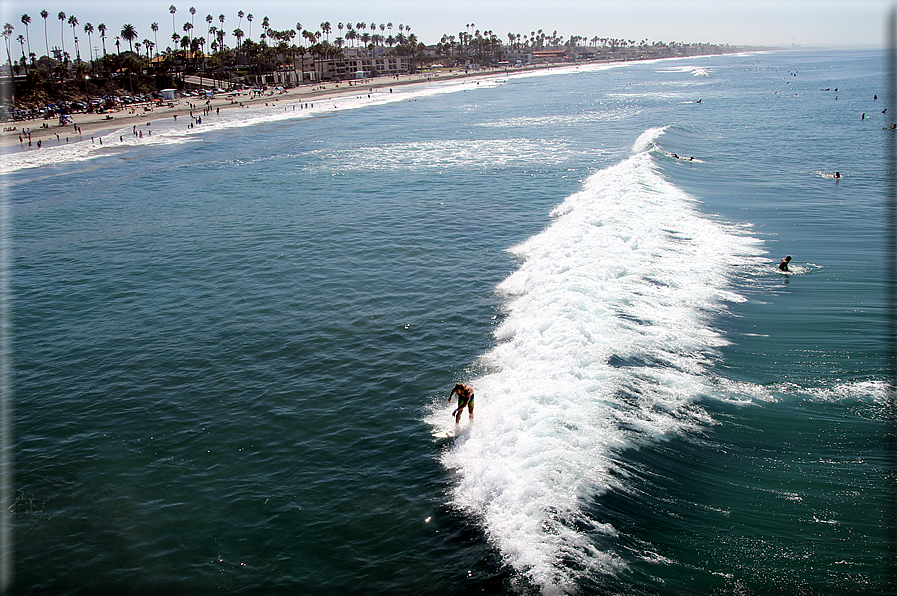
[449,383,475,424]
[778,256,792,272]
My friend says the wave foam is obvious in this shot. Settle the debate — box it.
[432,130,766,592]
[312,138,587,172]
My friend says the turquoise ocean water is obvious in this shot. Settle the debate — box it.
[3,49,894,594]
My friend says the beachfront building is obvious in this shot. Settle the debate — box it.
[531,50,568,64]
[340,54,410,79]
[271,49,411,84]
[504,49,532,65]
[326,48,409,80]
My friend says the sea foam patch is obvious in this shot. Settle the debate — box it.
[433,128,766,592]
[311,138,585,172]
[659,65,712,77]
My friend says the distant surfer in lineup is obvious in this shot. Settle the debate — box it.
[449,383,475,424]
[778,256,792,272]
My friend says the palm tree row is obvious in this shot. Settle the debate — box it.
[4,8,427,87]
[3,8,743,90]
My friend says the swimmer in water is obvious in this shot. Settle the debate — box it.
[778,256,792,272]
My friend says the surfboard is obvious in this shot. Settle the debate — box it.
[432,428,458,439]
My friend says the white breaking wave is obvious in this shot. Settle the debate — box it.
[475,108,641,129]
[432,129,766,593]
[660,65,712,77]
[311,138,591,172]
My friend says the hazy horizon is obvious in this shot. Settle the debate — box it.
[1,1,892,63]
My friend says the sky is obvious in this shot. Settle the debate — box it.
[1,0,894,61]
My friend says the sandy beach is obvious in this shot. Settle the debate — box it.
[0,65,544,151]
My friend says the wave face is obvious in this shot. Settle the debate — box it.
[438,128,765,593]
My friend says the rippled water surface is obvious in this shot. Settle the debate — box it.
[8,50,893,594]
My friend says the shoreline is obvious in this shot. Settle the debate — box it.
[0,64,557,151]
[0,51,774,152]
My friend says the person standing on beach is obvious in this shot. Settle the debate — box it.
[449,383,475,424]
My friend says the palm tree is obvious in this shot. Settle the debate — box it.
[67,15,79,60]
[237,11,244,29]
[183,21,193,45]
[20,14,31,62]
[205,14,212,47]
[189,7,196,32]
[247,14,253,41]
[151,22,159,57]
[233,28,244,56]
[40,10,49,63]
[169,5,177,48]
[16,34,27,74]
[121,24,137,54]
[321,22,331,42]
[83,23,93,63]
[3,24,15,76]
[57,11,66,55]
[98,23,107,56]
[302,29,315,48]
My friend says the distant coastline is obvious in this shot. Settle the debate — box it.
[0,65,519,150]
[2,44,784,152]
[2,15,778,117]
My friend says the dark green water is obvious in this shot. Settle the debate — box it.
[6,49,893,594]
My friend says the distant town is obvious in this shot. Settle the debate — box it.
[2,8,771,119]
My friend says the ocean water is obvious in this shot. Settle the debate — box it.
[4,49,893,595]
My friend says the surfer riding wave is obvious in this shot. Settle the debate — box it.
[449,383,474,424]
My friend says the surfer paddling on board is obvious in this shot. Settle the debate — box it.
[449,383,475,424]
[778,256,792,272]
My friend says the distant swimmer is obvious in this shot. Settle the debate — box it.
[449,383,475,424]
[778,256,792,272]
[834,171,841,179]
